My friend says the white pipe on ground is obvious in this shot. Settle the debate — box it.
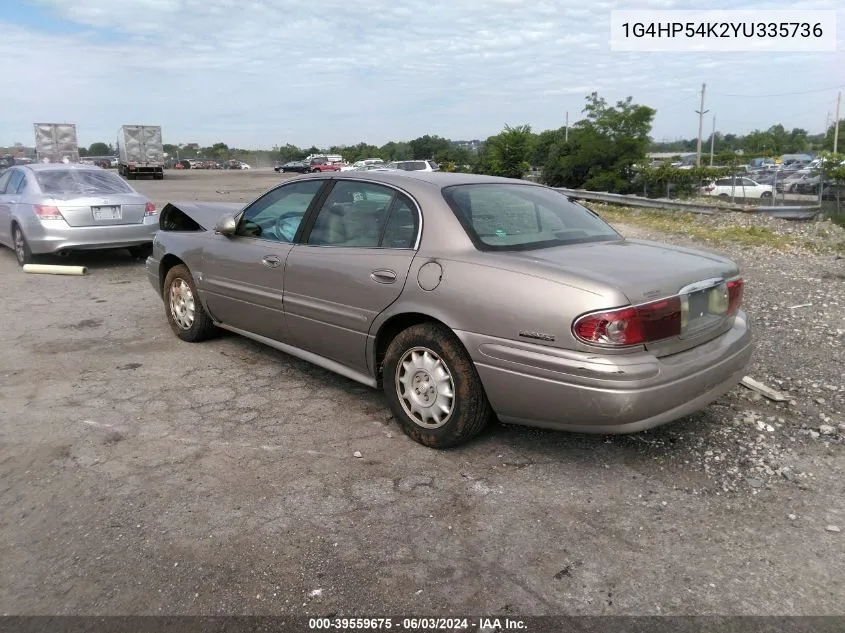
[22,264,88,276]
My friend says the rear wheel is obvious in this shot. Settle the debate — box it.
[761,191,772,198]
[163,264,217,342]
[12,224,35,267]
[382,323,492,448]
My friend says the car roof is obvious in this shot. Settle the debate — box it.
[21,163,109,173]
[323,170,528,188]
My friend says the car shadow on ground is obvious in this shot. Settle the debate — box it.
[33,248,148,271]
[216,331,723,485]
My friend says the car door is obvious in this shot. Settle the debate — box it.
[0,170,22,246]
[283,179,421,374]
[200,178,329,342]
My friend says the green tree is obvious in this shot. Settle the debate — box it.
[823,120,845,151]
[379,141,412,161]
[544,93,655,192]
[409,135,452,160]
[88,142,112,156]
[484,124,534,178]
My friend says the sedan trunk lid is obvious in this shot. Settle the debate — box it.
[504,239,741,356]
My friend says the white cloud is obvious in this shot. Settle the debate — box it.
[0,0,842,148]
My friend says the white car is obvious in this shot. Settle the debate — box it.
[340,158,384,172]
[385,159,440,172]
[701,177,773,199]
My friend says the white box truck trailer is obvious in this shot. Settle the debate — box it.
[33,123,80,164]
[117,125,165,180]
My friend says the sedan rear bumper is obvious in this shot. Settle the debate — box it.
[22,217,158,254]
[459,312,752,433]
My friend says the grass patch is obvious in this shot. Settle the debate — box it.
[587,205,792,250]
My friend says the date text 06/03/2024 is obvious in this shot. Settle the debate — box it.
[307,617,528,630]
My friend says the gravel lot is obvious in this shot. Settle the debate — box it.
[1,170,843,616]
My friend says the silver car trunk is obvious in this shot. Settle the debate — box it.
[507,239,740,356]
[54,194,147,227]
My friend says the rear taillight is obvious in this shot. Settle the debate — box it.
[727,278,744,315]
[573,297,682,346]
[34,205,62,220]
[144,202,157,216]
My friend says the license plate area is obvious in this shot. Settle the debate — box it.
[680,281,728,338]
[92,206,121,221]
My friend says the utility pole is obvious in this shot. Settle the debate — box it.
[709,115,716,167]
[565,111,569,142]
[695,82,708,167]
[834,91,841,154]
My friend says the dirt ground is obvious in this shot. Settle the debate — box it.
[0,169,843,616]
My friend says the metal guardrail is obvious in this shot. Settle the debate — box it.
[554,188,822,221]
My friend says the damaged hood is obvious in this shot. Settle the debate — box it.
[160,201,245,231]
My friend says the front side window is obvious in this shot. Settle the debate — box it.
[442,183,620,251]
[307,180,416,248]
[238,179,325,242]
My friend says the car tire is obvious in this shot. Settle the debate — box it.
[12,224,36,267]
[382,322,492,448]
[761,191,772,198]
[718,193,729,199]
[128,244,153,259]
[162,264,218,342]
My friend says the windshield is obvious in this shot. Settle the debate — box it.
[35,169,133,197]
[442,183,621,251]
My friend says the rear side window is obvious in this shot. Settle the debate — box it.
[35,169,133,197]
[442,183,620,251]
[5,170,24,194]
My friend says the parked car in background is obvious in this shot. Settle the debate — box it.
[701,177,773,199]
[308,157,342,173]
[146,171,751,448]
[386,160,440,172]
[275,161,310,174]
[341,159,385,172]
[778,170,819,194]
[0,164,157,266]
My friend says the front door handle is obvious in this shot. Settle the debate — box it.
[370,269,397,284]
[262,255,281,268]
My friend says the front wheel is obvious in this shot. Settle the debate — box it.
[382,323,492,448]
[162,264,218,342]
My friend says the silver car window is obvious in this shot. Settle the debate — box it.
[0,171,11,193]
[35,169,133,197]
[307,181,395,248]
[5,170,24,195]
[237,179,325,242]
[442,183,620,251]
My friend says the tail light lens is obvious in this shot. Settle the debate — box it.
[144,202,157,216]
[727,278,744,315]
[573,297,682,347]
[34,205,62,220]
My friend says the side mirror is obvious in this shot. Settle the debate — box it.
[214,213,237,236]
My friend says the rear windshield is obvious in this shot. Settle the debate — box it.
[442,183,621,251]
[397,161,427,171]
[35,169,133,197]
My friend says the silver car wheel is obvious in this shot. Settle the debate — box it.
[395,346,455,429]
[13,227,26,264]
[169,278,196,330]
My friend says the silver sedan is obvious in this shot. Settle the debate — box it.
[147,171,753,448]
[0,164,158,266]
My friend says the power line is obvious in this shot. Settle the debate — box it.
[718,85,845,98]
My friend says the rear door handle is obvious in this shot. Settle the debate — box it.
[370,269,397,284]
[262,255,281,268]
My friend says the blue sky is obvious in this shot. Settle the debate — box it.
[1,0,843,149]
